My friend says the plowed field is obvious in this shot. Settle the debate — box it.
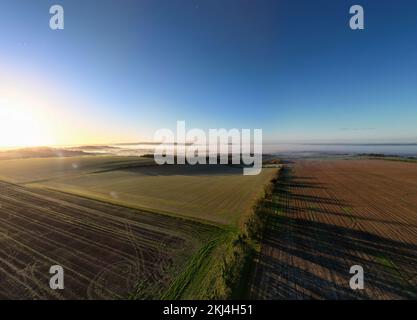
[251,160,417,299]
[0,181,217,299]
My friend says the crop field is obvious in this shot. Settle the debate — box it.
[0,156,154,183]
[0,180,220,299]
[0,156,277,226]
[251,159,417,299]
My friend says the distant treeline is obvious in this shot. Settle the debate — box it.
[142,153,282,165]
[359,153,417,160]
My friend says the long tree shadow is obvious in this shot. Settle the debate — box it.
[251,167,417,300]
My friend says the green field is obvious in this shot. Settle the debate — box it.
[0,155,277,226]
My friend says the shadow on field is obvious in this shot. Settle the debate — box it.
[251,167,417,300]
[121,164,244,176]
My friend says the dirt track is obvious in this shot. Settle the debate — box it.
[251,160,417,299]
[0,181,213,299]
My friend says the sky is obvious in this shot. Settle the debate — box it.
[0,0,416,147]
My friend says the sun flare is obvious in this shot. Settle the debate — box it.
[0,105,54,148]
[0,80,55,148]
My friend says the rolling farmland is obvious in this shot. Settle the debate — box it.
[0,155,277,299]
[0,156,277,226]
[7,153,416,300]
[0,156,154,183]
[0,180,220,299]
[251,159,417,299]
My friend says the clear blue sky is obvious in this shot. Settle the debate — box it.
[1,0,416,145]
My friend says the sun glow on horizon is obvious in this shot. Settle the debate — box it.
[0,84,57,148]
[0,104,55,148]
[0,67,141,149]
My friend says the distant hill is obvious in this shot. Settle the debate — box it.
[0,147,93,160]
[70,145,120,151]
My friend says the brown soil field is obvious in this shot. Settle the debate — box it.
[0,181,217,299]
[251,159,417,299]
